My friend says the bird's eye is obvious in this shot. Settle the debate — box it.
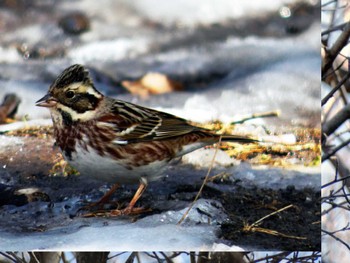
[65,90,75,98]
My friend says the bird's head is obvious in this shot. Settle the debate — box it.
[36,64,103,125]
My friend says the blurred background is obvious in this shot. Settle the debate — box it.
[0,0,320,126]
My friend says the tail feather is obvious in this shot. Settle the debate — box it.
[220,134,259,143]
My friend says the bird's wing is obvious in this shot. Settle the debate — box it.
[98,99,201,144]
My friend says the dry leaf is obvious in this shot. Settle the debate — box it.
[122,72,183,97]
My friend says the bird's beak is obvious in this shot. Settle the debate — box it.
[35,93,57,108]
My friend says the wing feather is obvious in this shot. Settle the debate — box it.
[98,98,202,144]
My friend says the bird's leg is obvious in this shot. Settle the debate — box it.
[79,183,120,212]
[95,183,120,205]
[110,178,150,216]
[82,179,151,217]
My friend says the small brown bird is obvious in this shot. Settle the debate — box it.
[0,93,21,124]
[36,64,257,216]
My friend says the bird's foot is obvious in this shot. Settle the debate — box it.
[81,206,151,217]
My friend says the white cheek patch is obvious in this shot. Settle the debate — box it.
[57,104,97,122]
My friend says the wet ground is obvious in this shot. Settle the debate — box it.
[0,129,320,250]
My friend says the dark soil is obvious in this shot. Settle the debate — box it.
[211,185,320,251]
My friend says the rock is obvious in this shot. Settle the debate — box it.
[58,12,90,35]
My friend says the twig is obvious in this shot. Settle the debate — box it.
[247,204,294,228]
[321,0,338,8]
[244,226,307,240]
[177,136,222,225]
[322,22,348,36]
[322,200,350,215]
[125,252,138,263]
[6,252,27,263]
[322,71,350,106]
[29,253,40,263]
[231,110,280,124]
[206,171,228,182]
[341,175,350,204]
[322,22,350,76]
[322,55,347,81]
[322,138,350,162]
[61,252,68,263]
[0,252,19,263]
[322,229,350,250]
[251,252,293,263]
[322,102,350,136]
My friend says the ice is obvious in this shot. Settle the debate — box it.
[230,163,320,190]
[0,199,228,251]
[181,148,239,167]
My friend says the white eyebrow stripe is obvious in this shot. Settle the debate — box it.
[65,82,102,98]
[65,82,82,90]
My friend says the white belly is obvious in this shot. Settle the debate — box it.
[65,145,168,184]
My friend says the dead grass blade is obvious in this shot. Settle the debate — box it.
[177,136,222,225]
[242,204,307,240]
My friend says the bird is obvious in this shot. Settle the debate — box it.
[36,64,258,216]
[0,93,21,124]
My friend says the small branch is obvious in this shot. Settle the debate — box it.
[231,110,280,124]
[321,0,338,8]
[322,22,348,36]
[322,200,350,215]
[251,252,293,263]
[322,55,347,80]
[322,22,350,76]
[322,102,350,136]
[322,71,350,106]
[0,252,21,263]
[322,138,350,162]
[322,229,350,250]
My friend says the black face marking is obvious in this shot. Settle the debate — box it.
[58,109,74,126]
[51,64,92,89]
[67,91,100,114]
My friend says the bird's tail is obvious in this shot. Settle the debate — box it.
[220,134,260,143]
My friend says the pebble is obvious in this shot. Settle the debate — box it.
[58,12,90,35]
